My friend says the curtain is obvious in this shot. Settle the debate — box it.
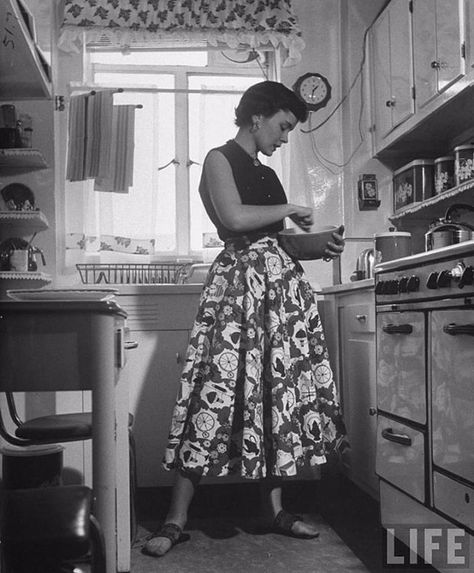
[59,0,304,65]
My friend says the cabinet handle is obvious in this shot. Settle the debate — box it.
[385,99,395,108]
[382,427,412,447]
[430,60,441,69]
[443,323,474,336]
[356,314,367,322]
[176,352,182,364]
[382,323,413,334]
[369,407,377,416]
[124,340,138,350]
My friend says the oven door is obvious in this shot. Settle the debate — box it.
[376,311,426,424]
[431,309,474,485]
[376,414,426,503]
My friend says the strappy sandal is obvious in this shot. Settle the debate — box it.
[273,509,320,539]
[141,523,190,557]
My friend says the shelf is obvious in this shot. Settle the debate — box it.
[0,0,52,100]
[0,148,48,171]
[389,179,474,225]
[0,271,51,281]
[0,210,49,234]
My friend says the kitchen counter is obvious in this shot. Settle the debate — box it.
[114,283,204,295]
[321,278,374,295]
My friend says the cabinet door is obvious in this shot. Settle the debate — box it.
[340,301,378,498]
[413,0,464,109]
[125,329,190,487]
[371,0,414,146]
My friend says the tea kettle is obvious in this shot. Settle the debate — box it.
[352,247,375,280]
[0,237,46,271]
[425,203,474,251]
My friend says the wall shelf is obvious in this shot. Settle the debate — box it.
[0,148,48,171]
[0,210,49,234]
[0,0,52,100]
[390,179,474,225]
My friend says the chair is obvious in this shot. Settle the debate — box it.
[0,392,137,541]
[0,485,106,573]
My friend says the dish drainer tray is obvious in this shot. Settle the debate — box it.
[76,263,191,285]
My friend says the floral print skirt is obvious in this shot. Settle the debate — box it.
[162,235,345,479]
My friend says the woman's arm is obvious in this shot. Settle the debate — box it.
[203,149,313,232]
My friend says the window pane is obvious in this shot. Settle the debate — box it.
[91,51,208,66]
[188,77,262,251]
[93,72,174,88]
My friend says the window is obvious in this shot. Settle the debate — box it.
[64,46,274,264]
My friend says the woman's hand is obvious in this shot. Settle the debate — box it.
[323,225,345,261]
[289,205,313,232]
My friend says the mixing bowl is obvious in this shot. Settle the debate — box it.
[278,225,339,260]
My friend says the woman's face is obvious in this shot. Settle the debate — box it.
[254,109,298,156]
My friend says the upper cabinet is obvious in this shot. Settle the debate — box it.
[371,0,414,146]
[0,0,52,100]
[369,0,469,168]
[412,0,465,110]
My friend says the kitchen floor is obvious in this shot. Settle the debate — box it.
[131,467,438,573]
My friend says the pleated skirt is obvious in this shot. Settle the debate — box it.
[162,235,345,479]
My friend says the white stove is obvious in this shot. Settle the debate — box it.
[374,240,474,572]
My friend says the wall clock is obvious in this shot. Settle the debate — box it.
[293,72,332,112]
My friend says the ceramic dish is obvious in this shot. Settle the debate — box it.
[6,288,119,302]
[1,182,35,211]
[278,225,339,260]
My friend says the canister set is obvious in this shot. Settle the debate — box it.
[392,144,474,214]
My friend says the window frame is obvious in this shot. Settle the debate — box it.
[79,47,275,260]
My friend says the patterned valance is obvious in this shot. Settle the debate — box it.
[59,0,305,65]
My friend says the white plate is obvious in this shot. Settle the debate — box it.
[6,288,119,302]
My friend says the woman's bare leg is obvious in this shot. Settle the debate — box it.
[261,477,319,537]
[143,470,197,556]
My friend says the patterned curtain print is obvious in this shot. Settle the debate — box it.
[59,0,304,65]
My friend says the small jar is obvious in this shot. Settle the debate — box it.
[434,156,454,194]
[454,144,474,186]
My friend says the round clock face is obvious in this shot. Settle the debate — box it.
[293,73,332,111]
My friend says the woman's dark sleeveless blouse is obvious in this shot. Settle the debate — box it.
[200,139,288,241]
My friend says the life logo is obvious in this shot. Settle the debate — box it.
[383,525,470,569]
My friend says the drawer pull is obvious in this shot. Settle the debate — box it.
[443,323,474,336]
[356,314,367,322]
[124,340,138,350]
[383,323,413,334]
[382,427,412,447]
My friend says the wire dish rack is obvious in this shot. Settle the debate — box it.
[76,263,191,285]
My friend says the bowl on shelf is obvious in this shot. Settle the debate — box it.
[278,225,340,260]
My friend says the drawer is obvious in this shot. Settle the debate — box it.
[345,303,375,333]
[376,311,426,424]
[376,414,425,503]
[119,293,200,330]
[433,472,474,530]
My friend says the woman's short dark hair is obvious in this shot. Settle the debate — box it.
[235,81,308,126]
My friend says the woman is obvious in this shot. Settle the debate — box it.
[143,81,345,557]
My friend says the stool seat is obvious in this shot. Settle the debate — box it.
[1,485,106,572]
[15,412,134,442]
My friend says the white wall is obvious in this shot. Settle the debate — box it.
[282,0,392,286]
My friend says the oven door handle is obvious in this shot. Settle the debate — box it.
[382,323,413,334]
[381,427,412,447]
[443,323,474,336]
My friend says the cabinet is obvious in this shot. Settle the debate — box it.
[118,289,201,487]
[371,0,414,148]
[321,284,378,499]
[412,0,464,110]
[370,0,470,167]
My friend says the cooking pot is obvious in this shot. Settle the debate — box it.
[425,203,474,251]
[374,229,412,264]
